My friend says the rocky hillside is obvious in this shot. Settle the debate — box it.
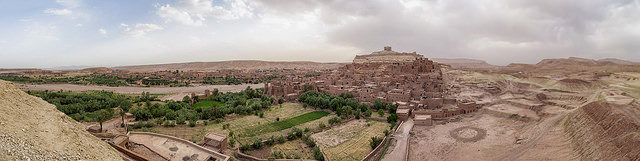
[505,57,640,77]
[113,60,346,72]
[0,80,123,160]
[563,101,640,160]
[597,58,638,65]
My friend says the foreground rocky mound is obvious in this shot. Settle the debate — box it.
[0,80,122,160]
[563,101,640,160]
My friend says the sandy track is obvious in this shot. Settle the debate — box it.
[15,83,263,94]
[382,119,414,161]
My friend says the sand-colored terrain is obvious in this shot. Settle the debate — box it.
[407,63,640,161]
[0,80,123,160]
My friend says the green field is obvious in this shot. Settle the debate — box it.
[204,103,335,144]
[240,111,330,137]
[192,100,226,109]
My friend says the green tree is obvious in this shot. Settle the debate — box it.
[96,110,113,132]
[182,95,191,103]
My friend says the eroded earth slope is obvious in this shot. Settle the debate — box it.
[0,80,123,161]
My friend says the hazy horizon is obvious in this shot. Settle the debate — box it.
[1,0,639,68]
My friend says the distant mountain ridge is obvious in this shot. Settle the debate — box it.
[432,58,498,69]
[509,57,638,67]
[44,65,93,71]
[113,60,347,72]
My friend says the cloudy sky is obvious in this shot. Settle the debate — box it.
[1,0,639,68]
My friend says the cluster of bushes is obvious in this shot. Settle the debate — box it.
[240,127,324,161]
[369,129,392,150]
[140,78,179,86]
[369,136,383,149]
[298,91,398,123]
[127,87,274,125]
[240,127,305,152]
[131,121,155,129]
[30,90,132,122]
[132,92,157,102]
[0,75,77,84]
[201,75,281,85]
[286,127,304,140]
[4,74,130,86]
[328,117,342,125]
[271,151,302,159]
[298,91,369,118]
[73,75,128,87]
[162,120,176,127]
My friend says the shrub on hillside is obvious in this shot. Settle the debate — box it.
[313,147,324,161]
[370,136,383,149]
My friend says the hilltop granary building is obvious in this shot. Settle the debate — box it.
[264,46,479,125]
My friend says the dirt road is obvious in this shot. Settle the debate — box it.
[382,119,414,161]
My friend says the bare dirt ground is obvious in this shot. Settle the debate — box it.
[83,116,126,135]
[409,113,525,161]
[15,83,263,101]
[494,109,574,161]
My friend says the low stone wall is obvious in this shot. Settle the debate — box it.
[360,120,401,161]
[128,132,230,161]
[108,142,152,161]
[235,149,319,161]
[363,116,387,122]
[361,136,390,161]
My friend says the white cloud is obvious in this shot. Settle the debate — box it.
[75,23,83,27]
[5,0,640,68]
[121,23,164,37]
[157,0,254,26]
[43,8,72,15]
[253,0,640,65]
[98,28,107,36]
[56,0,81,8]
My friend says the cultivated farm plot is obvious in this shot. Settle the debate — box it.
[192,100,226,109]
[312,119,390,161]
[204,103,335,144]
[239,111,329,137]
[269,139,315,159]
